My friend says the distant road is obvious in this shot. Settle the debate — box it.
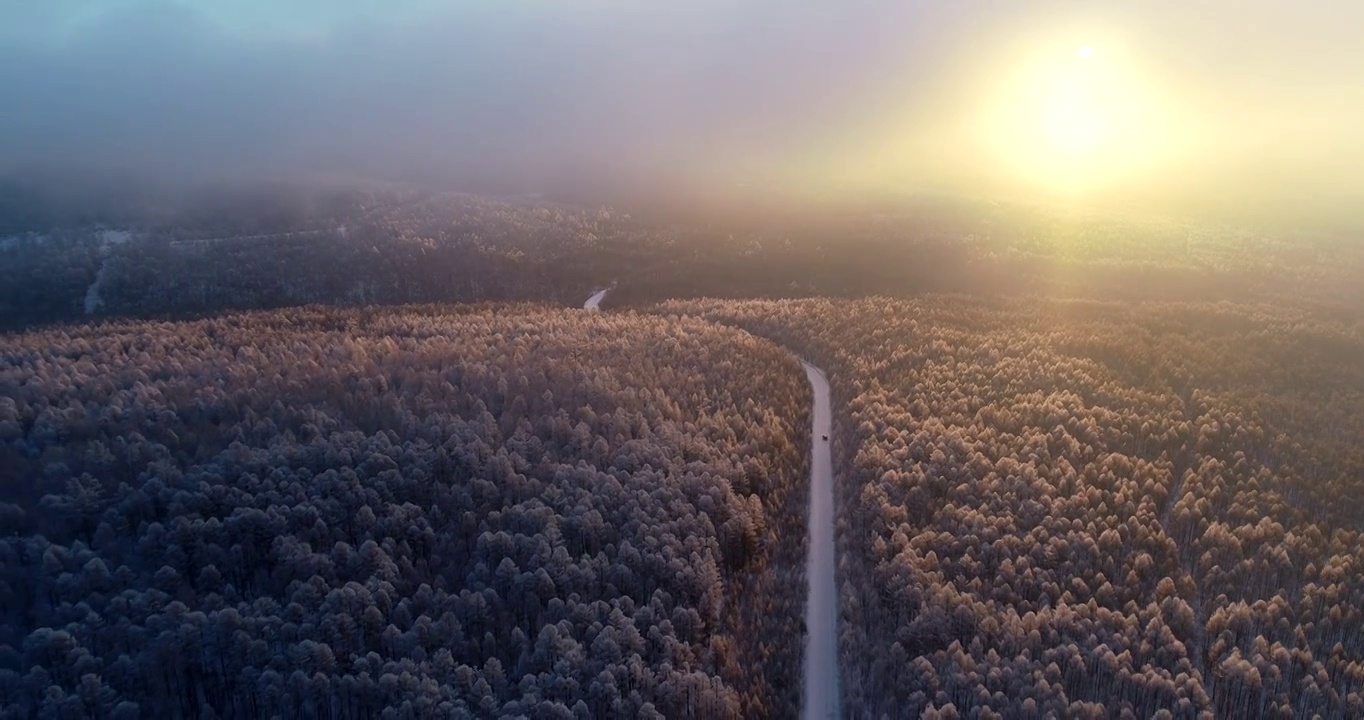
[801,360,840,720]
[584,289,609,311]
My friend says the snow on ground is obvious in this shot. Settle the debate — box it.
[97,229,133,248]
[0,233,47,250]
[802,360,840,719]
[584,288,609,311]
[84,263,111,315]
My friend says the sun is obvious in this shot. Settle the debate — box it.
[984,44,1117,186]
[1039,56,1111,157]
[969,38,1177,196]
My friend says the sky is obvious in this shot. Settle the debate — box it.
[1,1,1362,221]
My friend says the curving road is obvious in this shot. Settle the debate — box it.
[581,291,840,716]
[801,360,840,719]
[584,289,609,311]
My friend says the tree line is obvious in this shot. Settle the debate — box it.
[12,177,1359,333]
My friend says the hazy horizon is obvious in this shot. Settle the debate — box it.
[3,1,1362,227]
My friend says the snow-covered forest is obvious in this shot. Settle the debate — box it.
[661,297,1364,717]
[2,179,1363,718]
[0,306,811,717]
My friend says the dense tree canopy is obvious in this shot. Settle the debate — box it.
[663,297,1364,718]
[5,174,1363,718]
[0,305,811,717]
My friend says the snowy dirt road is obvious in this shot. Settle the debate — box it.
[801,360,840,719]
[583,289,609,311]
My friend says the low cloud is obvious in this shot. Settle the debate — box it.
[2,1,1361,222]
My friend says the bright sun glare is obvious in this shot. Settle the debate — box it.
[974,39,1177,197]
[1041,48,1109,157]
